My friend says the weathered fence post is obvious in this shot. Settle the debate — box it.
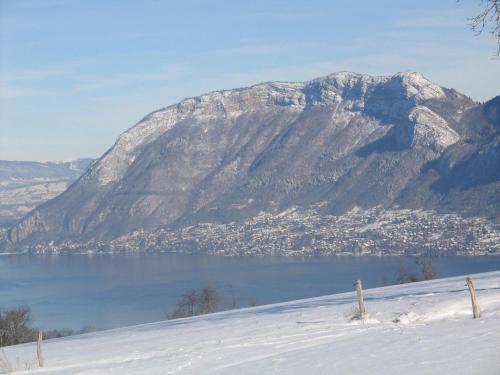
[465,277,481,319]
[354,279,366,319]
[36,330,44,367]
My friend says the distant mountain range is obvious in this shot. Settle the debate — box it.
[2,72,499,255]
[0,159,93,228]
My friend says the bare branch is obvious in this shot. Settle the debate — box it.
[469,0,500,56]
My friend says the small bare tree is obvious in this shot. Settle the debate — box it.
[186,290,199,316]
[170,289,199,319]
[169,286,221,319]
[415,256,437,280]
[0,306,34,347]
[198,287,220,314]
[395,256,437,284]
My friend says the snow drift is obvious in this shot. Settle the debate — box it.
[2,271,500,374]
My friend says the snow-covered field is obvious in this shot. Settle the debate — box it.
[2,271,500,374]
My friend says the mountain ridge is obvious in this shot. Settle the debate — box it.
[3,72,499,254]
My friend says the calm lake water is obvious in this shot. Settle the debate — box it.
[1,254,500,330]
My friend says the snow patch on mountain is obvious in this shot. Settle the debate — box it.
[409,106,459,151]
[398,71,445,101]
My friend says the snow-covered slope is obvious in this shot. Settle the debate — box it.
[3,271,500,374]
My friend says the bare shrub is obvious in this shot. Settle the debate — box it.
[198,287,219,315]
[395,256,438,284]
[169,287,220,319]
[44,325,97,340]
[169,289,199,319]
[168,285,262,320]
[44,328,74,340]
[415,257,437,280]
[79,325,98,334]
[0,306,35,347]
[396,263,420,284]
[0,305,100,349]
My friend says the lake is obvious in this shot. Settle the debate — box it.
[1,254,500,330]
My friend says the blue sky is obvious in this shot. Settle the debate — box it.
[1,0,499,161]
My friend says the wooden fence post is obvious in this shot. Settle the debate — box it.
[36,330,44,367]
[465,277,481,319]
[355,279,366,319]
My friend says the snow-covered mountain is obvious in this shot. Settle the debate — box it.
[3,271,500,374]
[0,159,93,228]
[2,72,499,253]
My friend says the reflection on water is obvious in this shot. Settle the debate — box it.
[0,253,499,330]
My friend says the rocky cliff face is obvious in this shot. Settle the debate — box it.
[4,72,499,253]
